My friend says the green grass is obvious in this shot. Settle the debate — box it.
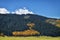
[0,36,60,40]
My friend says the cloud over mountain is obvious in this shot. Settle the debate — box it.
[15,7,34,15]
[0,7,34,15]
[0,8,10,14]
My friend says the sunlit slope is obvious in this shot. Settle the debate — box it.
[46,19,60,27]
[0,36,60,40]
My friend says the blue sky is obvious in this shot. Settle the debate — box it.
[0,0,60,18]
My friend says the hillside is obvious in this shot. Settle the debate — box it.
[0,14,60,36]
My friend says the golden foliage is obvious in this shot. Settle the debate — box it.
[12,30,40,36]
[56,20,60,23]
[56,20,60,27]
[56,24,60,27]
[27,23,35,29]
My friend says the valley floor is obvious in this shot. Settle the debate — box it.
[0,36,60,40]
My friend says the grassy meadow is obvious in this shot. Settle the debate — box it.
[0,36,60,40]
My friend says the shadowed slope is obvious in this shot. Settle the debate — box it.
[0,14,60,36]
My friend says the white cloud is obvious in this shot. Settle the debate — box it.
[0,8,10,14]
[15,7,34,15]
[0,7,34,15]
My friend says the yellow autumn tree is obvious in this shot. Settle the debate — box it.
[27,22,35,30]
[12,22,40,36]
[56,20,60,27]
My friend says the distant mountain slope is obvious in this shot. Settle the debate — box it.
[46,19,60,27]
[0,14,60,36]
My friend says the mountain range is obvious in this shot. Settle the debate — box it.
[0,14,60,37]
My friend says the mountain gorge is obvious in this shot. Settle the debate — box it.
[0,14,60,36]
